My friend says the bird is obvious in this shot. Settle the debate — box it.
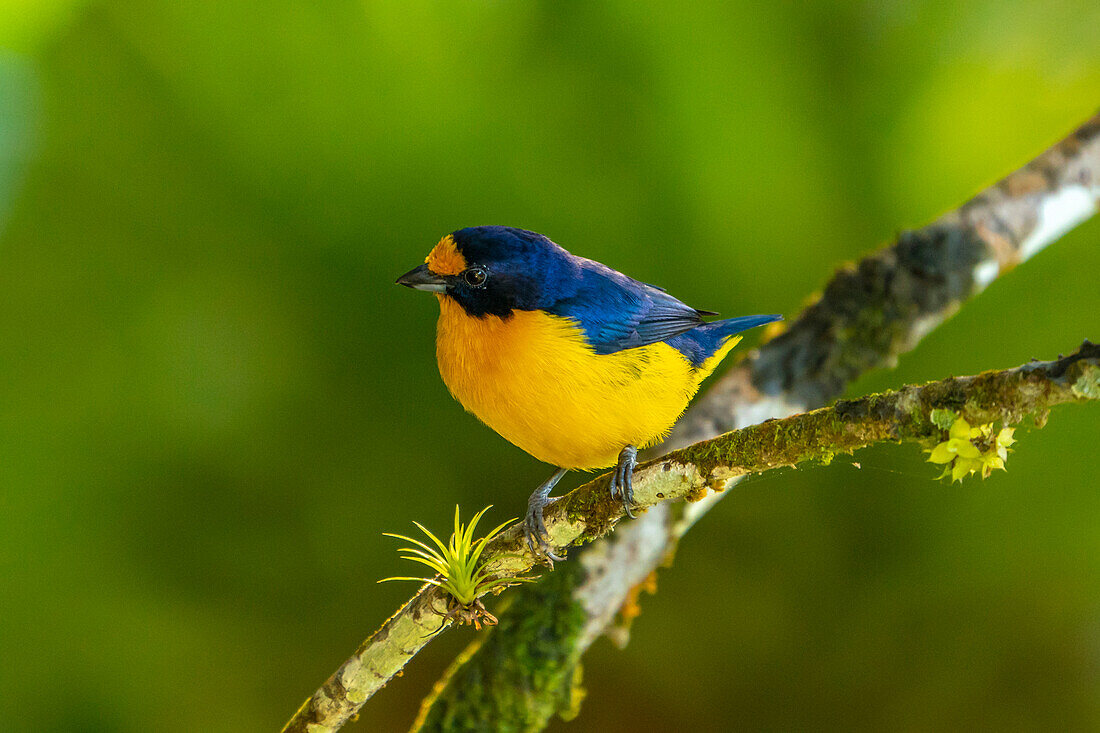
[396,226,781,562]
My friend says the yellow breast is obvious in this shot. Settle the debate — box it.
[434,296,739,470]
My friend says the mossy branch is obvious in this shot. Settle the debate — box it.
[282,111,1100,733]
[284,343,1099,733]
[513,344,1100,557]
[410,345,1099,731]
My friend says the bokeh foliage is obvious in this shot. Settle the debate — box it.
[1,2,1098,731]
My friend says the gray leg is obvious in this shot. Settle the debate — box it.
[524,468,569,564]
[608,445,638,518]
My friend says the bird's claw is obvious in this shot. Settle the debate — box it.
[608,445,638,518]
[524,467,569,567]
[524,501,564,566]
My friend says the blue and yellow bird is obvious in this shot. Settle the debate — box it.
[397,226,780,560]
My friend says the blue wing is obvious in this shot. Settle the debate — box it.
[545,260,713,355]
[545,258,781,362]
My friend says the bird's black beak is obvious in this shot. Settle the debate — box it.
[395,263,448,293]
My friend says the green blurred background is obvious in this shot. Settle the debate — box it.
[1,2,1098,731]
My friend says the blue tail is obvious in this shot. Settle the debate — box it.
[666,313,782,367]
[706,314,784,337]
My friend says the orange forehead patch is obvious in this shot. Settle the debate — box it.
[425,235,468,276]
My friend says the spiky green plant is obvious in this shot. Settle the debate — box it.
[379,505,530,609]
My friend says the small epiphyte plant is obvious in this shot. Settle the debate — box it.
[927,409,1016,483]
[379,505,532,630]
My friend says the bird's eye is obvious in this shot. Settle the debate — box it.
[462,267,488,287]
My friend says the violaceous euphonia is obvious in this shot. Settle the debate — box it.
[397,226,780,561]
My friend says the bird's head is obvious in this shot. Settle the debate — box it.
[396,226,580,317]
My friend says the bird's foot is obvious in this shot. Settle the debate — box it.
[524,468,568,567]
[608,445,638,518]
[524,499,564,566]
